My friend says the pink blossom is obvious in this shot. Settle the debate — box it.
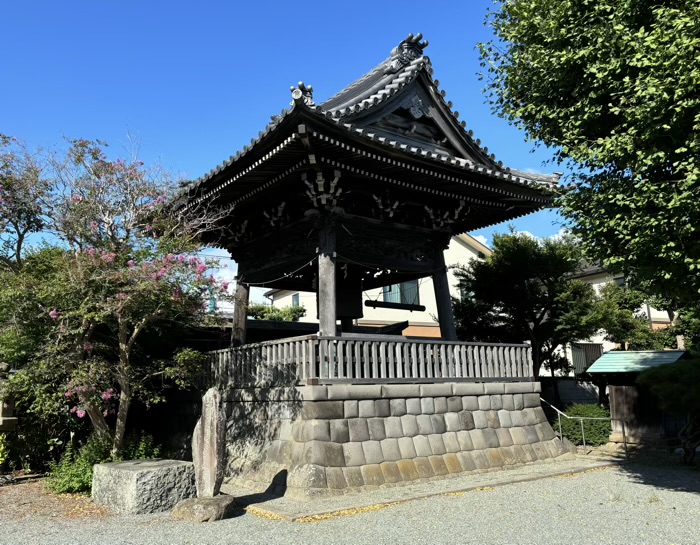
[101,389,114,401]
[76,410,86,419]
[196,263,207,274]
[144,224,153,232]
[70,406,77,414]
[165,253,175,262]
[127,260,135,267]
[222,281,230,291]
[189,257,200,264]
[101,252,116,263]
[177,255,186,262]
[70,196,83,203]
[116,292,127,300]
[89,221,99,232]
[87,247,96,256]
[48,308,60,319]
[83,342,93,353]
[103,410,109,417]
[65,391,73,398]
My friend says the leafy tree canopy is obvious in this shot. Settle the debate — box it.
[596,283,675,350]
[454,232,602,376]
[247,302,306,322]
[480,0,700,311]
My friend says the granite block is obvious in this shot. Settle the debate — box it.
[430,414,447,433]
[400,414,419,437]
[434,397,448,414]
[397,436,418,458]
[348,418,370,442]
[428,434,446,455]
[368,418,387,441]
[385,416,404,438]
[342,442,366,467]
[362,441,384,465]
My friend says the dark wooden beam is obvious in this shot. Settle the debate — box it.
[432,249,457,341]
[231,280,250,347]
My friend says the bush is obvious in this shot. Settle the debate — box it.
[46,432,162,494]
[554,403,611,446]
[121,432,162,461]
[46,435,111,494]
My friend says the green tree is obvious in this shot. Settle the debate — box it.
[0,135,48,272]
[247,302,306,322]
[596,283,675,350]
[479,0,700,314]
[454,232,602,377]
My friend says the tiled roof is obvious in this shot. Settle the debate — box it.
[587,350,686,373]
[184,34,560,204]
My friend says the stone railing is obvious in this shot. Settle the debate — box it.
[205,335,533,387]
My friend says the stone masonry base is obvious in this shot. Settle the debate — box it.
[223,382,574,497]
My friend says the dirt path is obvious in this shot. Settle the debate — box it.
[0,479,110,521]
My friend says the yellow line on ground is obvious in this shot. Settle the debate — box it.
[244,506,287,520]
[295,501,406,523]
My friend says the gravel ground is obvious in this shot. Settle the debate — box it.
[1,460,699,545]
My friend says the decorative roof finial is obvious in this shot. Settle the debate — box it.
[290,81,315,106]
[385,33,429,74]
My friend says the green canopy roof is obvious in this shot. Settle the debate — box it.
[587,350,686,374]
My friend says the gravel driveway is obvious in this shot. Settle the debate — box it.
[1,460,699,545]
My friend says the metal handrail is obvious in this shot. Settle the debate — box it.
[540,397,629,459]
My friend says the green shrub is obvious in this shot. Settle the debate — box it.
[554,403,611,446]
[46,432,162,494]
[120,432,162,461]
[46,434,111,494]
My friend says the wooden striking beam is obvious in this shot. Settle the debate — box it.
[364,300,426,312]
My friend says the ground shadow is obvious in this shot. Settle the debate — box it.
[232,470,287,507]
[610,445,700,495]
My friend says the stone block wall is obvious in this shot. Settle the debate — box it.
[223,381,574,496]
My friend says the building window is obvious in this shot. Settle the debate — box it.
[382,280,419,305]
[291,293,300,307]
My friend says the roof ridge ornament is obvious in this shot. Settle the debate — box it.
[385,33,429,74]
[290,81,315,107]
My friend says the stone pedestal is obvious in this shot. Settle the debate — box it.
[92,460,195,514]
[223,381,572,496]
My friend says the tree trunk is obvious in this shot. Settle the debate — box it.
[531,344,541,378]
[84,400,111,442]
[112,385,131,458]
[550,363,562,407]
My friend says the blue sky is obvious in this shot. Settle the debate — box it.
[3,0,565,278]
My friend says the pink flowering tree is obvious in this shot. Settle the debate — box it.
[3,138,232,457]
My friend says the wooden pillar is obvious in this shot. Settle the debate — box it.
[432,249,457,341]
[231,279,249,347]
[318,224,337,337]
